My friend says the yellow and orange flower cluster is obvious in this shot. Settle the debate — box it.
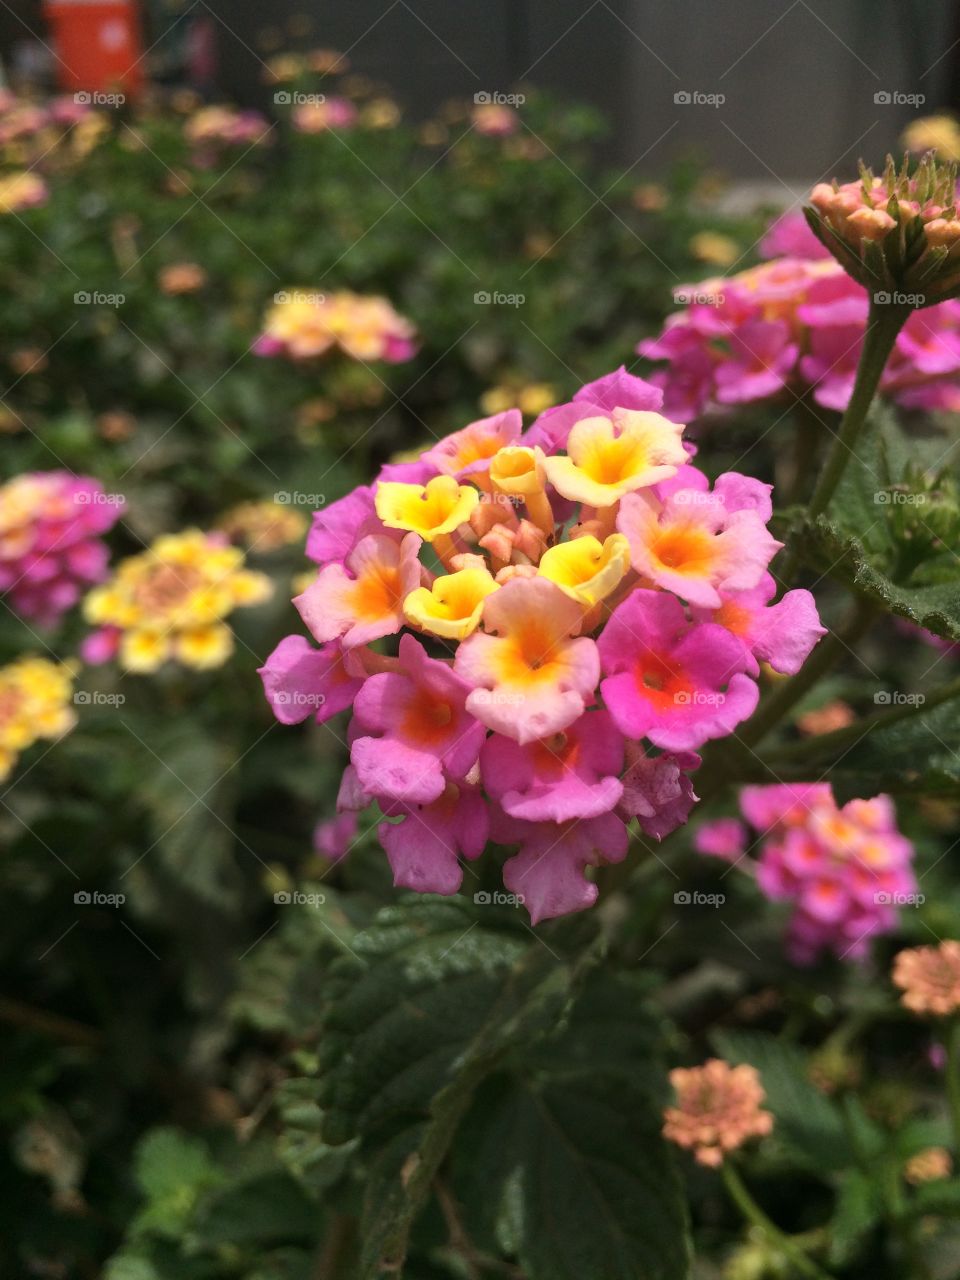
[0,170,47,214]
[217,500,308,553]
[256,290,417,363]
[0,656,76,781]
[83,530,271,673]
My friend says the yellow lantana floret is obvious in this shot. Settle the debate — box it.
[403,567,499,640]
[543,409,686,508]
[538,533,631,606]
[0,656,76,781]
[375,475,479,541]
[82,529,272,674]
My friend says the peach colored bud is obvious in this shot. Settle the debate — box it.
[512,518,547,564]
[924,218,960,247]
[846,207,896,240]
[809,183,836,211]
[479,522,518,563]
[159,262,208,295]
[494,563,537,584]
[470,497,518,539]
[893,940,960,1016]
[449,552,489,573]
[905,1146,952,1185]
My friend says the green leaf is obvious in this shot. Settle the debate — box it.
[316,900,689,1279]
[828,1171,882,1266]
[711,1030,871,1173]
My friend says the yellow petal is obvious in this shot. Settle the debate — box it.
[403,567,499,640]
[375,475,479,540]
[538,533,631,606]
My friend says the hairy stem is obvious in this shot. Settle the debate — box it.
[778,302,909,585]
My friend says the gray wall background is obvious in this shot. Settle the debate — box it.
[5,0,957,184]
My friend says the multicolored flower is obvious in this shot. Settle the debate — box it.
[255,289,417,363]
[262,367,822,922]
[0,170,47,214]
[640,203,960,417]
[83,530,271,673]
[707,783,917,964]
[0,471,123,626]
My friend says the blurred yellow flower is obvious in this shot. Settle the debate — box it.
[217,501,307,553]
[83,530,272,674]
[902,114,960,161]
[0,656,76,781]
[0,171,47,214]
[689,231,740,267]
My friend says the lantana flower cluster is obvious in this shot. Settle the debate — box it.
[260,368,824,923]
[183,106,271,159]
[82,530,272,673]
[697,784,916,964]
[0,655,76,781]
[663,1058,773,1168]
[291,97,359,134]
[255,290,417,364]
[893,939,960,1016]
[0,471,123,626]
[0,170,48,214]
[640,241,960,419]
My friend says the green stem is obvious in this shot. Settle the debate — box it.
[946,1020,960,1156]
[778,302,909,586]
[721,1162,836,1280]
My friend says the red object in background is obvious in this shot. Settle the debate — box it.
[42,0,145,98]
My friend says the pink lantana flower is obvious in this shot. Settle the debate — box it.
[0,471,124,627]
[455,577,600,744]
[350,634,485,804]
[617,476,781,609]
[258,634,363,725]
[295,532,423,647]
[694,817,749,861]
[496,810,629,924]
[379,784,489,893]
[305,486,377,566]
[694,572,826,676]
[730,783,916,964]
[618,745,700,840]
[480,708,624,822]
[598,589,758,751]
[421,409,522,480]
